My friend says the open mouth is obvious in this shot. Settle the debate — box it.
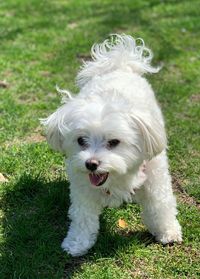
[89,172,109,186]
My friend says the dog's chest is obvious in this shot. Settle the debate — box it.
[100,181,135,208]
[100,171,145,208]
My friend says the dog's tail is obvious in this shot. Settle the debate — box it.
[77,34,160,87]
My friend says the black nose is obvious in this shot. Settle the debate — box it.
[85,159,100,171]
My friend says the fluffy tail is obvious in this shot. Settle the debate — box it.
[77,34,160,87]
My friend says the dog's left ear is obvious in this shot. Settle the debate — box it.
[131,112,167,159]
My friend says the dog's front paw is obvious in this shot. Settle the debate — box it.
[156,229,182,244]
[61,237,91,257]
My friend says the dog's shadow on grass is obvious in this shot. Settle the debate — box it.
[1,174,154,278]
[64,221,154,278]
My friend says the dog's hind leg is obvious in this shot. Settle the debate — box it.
[134,151,182,244]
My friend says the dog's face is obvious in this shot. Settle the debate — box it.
[67,104,143,187]
[42,92,166,188]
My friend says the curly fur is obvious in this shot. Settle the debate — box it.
[77,34,160,87]
[41,34,182,257]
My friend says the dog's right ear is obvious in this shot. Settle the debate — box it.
[40,88,73,153]
[40,105,70,153]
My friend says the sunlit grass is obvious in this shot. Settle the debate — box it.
[0,0,199,278]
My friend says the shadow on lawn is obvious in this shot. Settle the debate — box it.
[0,174,70,278]
[1,173,154,278]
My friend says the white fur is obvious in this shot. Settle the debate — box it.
[41,34,182,257]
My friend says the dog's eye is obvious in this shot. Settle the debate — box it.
[107,139,120,149]
[77,137,87,147]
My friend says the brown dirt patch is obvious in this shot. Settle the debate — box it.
[25,133,45,143]
[68,22,78,29]
[0,80,9,88]
[4,128,46,148]
[190,94,200,103]
[172,175,200,210]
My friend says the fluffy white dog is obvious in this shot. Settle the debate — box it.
[41,34,182,256]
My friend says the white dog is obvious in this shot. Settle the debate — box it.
[41,34,182,256]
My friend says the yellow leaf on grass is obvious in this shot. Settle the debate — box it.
[0,173,8,183]
[118,218,128,228]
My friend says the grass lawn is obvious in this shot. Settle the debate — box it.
[0,0,200,278]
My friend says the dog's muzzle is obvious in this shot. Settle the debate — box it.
[85,159,100,171]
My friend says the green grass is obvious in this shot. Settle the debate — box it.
[0,0,200,278]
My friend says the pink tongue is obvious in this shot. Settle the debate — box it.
[89,173,104,186]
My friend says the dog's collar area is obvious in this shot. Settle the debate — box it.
[101,188,111,195]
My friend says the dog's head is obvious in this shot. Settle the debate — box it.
[41,90,166,187]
